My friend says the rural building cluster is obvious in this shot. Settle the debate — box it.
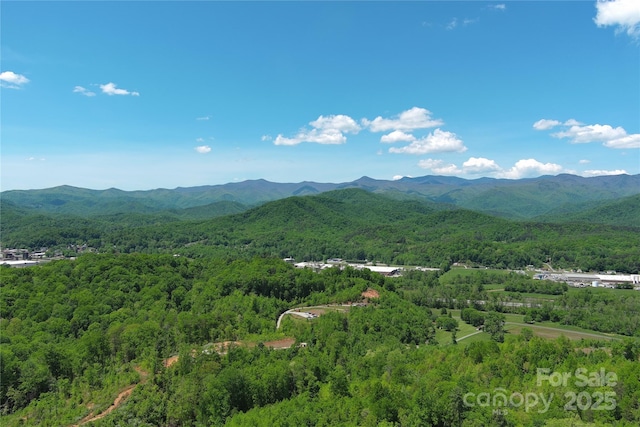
[534,272,640,289]
[286,257,438,276]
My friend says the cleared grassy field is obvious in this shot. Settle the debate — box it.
[501,312,633,341]
[486,280,638,304]
[435,310,487,346]
[441,311,634,345]
[458,331,491,345]
[489,290,561,301]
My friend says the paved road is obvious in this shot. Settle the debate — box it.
[276,304,349,329]
[455,331,483,342]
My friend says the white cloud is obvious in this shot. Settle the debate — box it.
[463,18,479,27]
[553,124,627,143]
[310,114,361,133]
[275,129,347,146]
[73,86,96,97]
[417,159,442,169]
[195,145,211,154]
[583,169,628,177]
[380,130,416,143]
[392,175,409,181]
[446,18,458,30]
[363,107,443,132]
[604,134,640,148]
[261,135,272,141]
[389,129,467,154]
[564,119,582,126]
[462,157,502,174]
[419,157,501,175]
[534,118,583,130]
[196,137,205,143]
[418,156,565,179]
[274,114,360,146]
[579,159,591,164]
[417,159,462,175]
[537,118,639,149]
[500,159,563,179]
[434,164,463,175]
[100,82,140,96]
[533,119,562,130]
[594,0,640,38]
[491,4,506,11]
[196,116,210,121]
[0,71,29,89]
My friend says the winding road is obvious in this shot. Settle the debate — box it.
[276,304,350,329]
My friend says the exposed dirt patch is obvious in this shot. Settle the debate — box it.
[207,340,244,354]
[262,337,296,349]
[73,385,135,425]
[361,288,379,299]
[163,355,180,368]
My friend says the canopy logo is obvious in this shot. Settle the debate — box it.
[536,367,618,388]
[463,367,618,415]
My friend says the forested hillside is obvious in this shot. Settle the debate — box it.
[1,254,639,426]
[534,194,640,228]
[4,189,639,273]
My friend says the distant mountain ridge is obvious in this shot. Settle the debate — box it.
[1,174,639,220]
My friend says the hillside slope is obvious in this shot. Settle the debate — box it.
[534,194,640,227]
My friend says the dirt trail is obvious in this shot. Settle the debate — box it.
[71,339,295,426]
[72,308,307,425]
[71,365,151,426]
[72,385,136,426]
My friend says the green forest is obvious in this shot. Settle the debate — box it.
[1,255,639,426]
[2,189,639,273]
[1,187,640,426]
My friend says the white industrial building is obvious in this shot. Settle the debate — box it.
[537,272,640,288]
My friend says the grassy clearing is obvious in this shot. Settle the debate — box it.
[458,332,491,345]
[500,312,630,341]
[435,310,487,346]
[444,311,632,344]
[492,287,639,301]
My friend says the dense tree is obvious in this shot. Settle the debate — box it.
[484,311,506,343]
[1,252,638,426]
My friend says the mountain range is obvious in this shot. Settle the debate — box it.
[2,174,639,223]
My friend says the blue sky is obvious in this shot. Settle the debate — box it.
[2,1,639,191]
